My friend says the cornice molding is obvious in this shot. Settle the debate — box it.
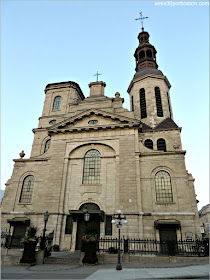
[127,73,171,93]
[139,150,186,157]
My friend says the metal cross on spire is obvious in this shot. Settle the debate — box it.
[93,71,102,82]
[135,12,149,29]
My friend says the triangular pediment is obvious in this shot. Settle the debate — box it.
[48,109,139,135]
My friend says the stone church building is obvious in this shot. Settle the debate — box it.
[1,27,200,251]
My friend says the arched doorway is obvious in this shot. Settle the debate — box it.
[75,203,101,250]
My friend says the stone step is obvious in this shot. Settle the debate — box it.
[44,257,80,264]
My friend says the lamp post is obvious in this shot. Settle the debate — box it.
[40,211,49,250]
[111,210,127,270]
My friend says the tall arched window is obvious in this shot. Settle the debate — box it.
[155,171,173,202]
[19,175,35,203]
[167,92,172,118]
[131,96,134,111]
[52,96,61,111]
[140,88,147,119]
[155,87,163,117]
[144,139,153,149]
[83,150,101,184]
[157,138,166,152]
[44,139,51,153]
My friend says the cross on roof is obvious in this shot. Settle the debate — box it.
[93,71,102,82]
[135,12,149,29]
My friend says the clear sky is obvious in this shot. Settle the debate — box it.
[1,1,209,210]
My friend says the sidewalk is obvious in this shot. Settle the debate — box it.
[1,261,209,279]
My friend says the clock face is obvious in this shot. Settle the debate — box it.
[49,120,56,125]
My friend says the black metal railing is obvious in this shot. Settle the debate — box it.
[1,234,23,249]
[98,237,123,253]
[98,237,209,257]
[1,232,53,253]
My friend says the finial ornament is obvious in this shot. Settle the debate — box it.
[19,150,25,158]
[135,12,148,29]
[93,71,102,82]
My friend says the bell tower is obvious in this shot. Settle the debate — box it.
[128,27,173,127]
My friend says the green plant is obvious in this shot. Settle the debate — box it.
[82,234,99,243]
[21,226,38,244]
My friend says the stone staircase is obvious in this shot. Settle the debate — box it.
[44,251,81,264]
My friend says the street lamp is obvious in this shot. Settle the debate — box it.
[111,210,127,270]
[84,206,90,234]
[40,211,49,250]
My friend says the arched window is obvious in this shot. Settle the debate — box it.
[52,96,61,111]
[140,88,147,119]
[44,139,51,153]
[155,87,163,117]
[155,171,173,202]
[144,139,153,149]
[83,149,101,184]
[19,175,35,203]
[131,96,134,111]
[167,92,172,118]
[49,120,56,125]
[139,51,145,59]
[146,50,152,58]
[157,138,166,152]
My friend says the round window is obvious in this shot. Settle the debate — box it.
[88,120,98,125]
[49,120,56,125]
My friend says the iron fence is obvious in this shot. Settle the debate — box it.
[98,237,123,253]
[98,237,209,257]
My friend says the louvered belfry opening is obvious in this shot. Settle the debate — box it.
[144,139,153,149]
[155,87,163,117]
[140,88,147,119]
[157,138,166,152]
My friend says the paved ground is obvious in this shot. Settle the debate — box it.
[1,261,209,279]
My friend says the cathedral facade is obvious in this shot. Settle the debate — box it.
[1,27,200,251]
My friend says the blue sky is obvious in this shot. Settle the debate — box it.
[1,1,209,209]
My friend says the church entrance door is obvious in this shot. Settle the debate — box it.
[159,226,177,255]
[75,214,100,250]
[75,203,101,250]
[12,224,27,248]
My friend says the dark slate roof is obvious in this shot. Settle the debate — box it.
[134,69,163,79]
[141,122,153,132]
[154,118,180,131]
[141,118,180,133]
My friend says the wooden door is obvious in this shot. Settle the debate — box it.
[11,224,26,248]
[75,214,100,250]
[159,227,177,255]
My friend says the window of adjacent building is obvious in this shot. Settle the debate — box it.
[65,215,73,234]
[19,175,35,203]
[167,92,172,118]
[157,138,166,152]
[52,96,61,111]
[155,87,163,117]
[83,149,101,184]
[155,171,173,202]
[88,120,98,125]
[49,120,56,125]
[105,215,112,236]
[144,139,153,149]
[44,139,51,153]
[140,88,147,119]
